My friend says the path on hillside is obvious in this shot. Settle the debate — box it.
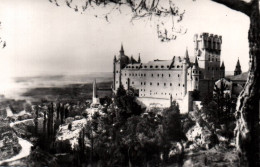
[0,137,33,165]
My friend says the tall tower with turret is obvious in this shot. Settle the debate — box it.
[113,44,130,92]
[194,33,222,80]
[234,58,242,76]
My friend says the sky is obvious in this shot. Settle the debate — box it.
[0,0,250,79]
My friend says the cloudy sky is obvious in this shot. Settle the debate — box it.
[0,0,249,78]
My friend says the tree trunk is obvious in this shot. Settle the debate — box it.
[235,1,260,166]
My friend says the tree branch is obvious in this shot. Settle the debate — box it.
[211,0,253,16]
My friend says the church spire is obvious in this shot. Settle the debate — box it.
[93,79,97,98]
[234,57,242,76]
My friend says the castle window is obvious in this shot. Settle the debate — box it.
[169,74,171,77]
[132,66,134,68]
[150,82,152,85]
[158,74,159,77]
[183,84,185,87]
[136,66,138,68]
[188,73,189,75]
[125,73,126,76]
[177,65,180,68]
[157,83,159,86]
[164,83,166,86]
[126,82,127,84]
[144,89,145,91]
[132,82,134,84]
[178,83,180,86]
[141,89,142,91]
[135,74,137,76]
[141,74,143,76]
[141,82,143,85]
[161,65,164,68]
[162,74,164,77]
[144,74,146,77]
[178,74,180,77]
[167,65,169,68]
[172,65,175,68]
[151,74,153,77]
[144,82,146,85]
[144,66,147,68]
[116,81,118,83]
[155,65,158,68]
[140,66,143,68]
[150,66,153,68]
[129,74,131,76]
[195,77,198,81]
[116,70,118,73]
[170,83,172,86]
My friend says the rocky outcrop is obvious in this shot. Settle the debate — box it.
[55,118,89,151]
[185,122,218,150]
[0,123,21,161]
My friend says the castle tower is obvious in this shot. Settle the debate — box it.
[194,33,222,80]
[220,61,225,78]
[182,48,189,96]
[113,44,130,92]
[192,58,199,90]
[234,58,242,76]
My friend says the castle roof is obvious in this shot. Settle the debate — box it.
[124,58,185,70]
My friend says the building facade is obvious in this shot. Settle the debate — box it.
[113,33,225,112]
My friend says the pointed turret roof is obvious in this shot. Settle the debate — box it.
[236,58,241,67]
[185,47,189,60]
[138,53,141,63]
[194,56,198,67]
[120,43,124,52]
[220,61,225,69]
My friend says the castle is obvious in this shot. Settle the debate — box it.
[113,33,225,113]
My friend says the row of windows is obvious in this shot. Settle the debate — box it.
[126,81,185,87]
[125,65,183,69]
[140,92,183,96]
[124,73,181,77]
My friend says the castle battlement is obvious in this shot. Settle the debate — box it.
[194,32,222,51]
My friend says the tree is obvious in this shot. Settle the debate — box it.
[49,0,260,165]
